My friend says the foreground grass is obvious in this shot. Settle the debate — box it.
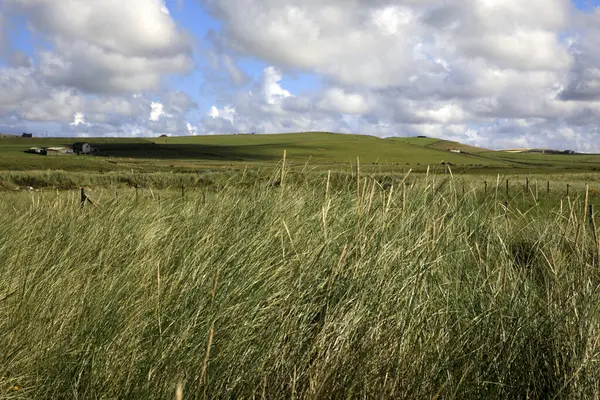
[1,170,600,398]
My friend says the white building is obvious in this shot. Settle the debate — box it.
[73,142,93,154]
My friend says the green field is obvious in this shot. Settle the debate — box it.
[2,168,600,398]
[3,132,600,176]
[3,132,600,398]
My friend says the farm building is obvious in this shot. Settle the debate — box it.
[26,147,46,155]
[73,142,93,155]
[46,147,74,155]
[22,133,32,138]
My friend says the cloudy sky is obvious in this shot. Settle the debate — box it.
[1,0,600,150]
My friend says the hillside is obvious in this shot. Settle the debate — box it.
[0,132,506,172]
[388,136,489,153]
[1,132,599,173]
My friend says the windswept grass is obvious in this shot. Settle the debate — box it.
[1,168,600,398]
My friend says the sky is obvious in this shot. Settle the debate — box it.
[1,0,600,150]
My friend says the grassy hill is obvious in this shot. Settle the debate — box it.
[1,132,599,173]
[388,136,489,153]
[0,132,505,172]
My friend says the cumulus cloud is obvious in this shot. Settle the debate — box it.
[70,112,87,126]
[317,88,371,114]
[150,102,169,122]
[5,0,192,94]
[203,0,430,88]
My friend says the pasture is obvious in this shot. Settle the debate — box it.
[3,132,600,174]
[2,161,600,398]
[2,133,600,398]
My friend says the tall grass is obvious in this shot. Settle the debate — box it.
[1,168,600,398]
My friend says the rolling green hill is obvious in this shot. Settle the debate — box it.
[389,136,489,153]
[1,132,599,173]
[0,132,504,172]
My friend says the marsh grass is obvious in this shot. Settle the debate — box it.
[1,166,600,398]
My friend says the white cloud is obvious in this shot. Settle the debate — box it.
[317,88,371,114]
[70,112,87,126]
[6,0,192,94]
[150,102,170,121]
[186,122,198,135]
[208,105,235,122]
[160,0,170,15]
[261,66,291,105]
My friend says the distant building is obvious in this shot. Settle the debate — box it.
[73,142,93,154]
[449,149,461,153]
[22,133,32,138]
[46,147,74,155]
[25,147,46,155]
[159,134,168,138]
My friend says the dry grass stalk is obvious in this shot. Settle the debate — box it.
[198,325,215,399]
[356,157,360,207]
[385,185,394,214]
[402,183,407,212]
[175,381,183,400]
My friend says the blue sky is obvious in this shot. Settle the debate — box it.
[1,0,600,150]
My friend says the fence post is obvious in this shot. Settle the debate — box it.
[567,184,570,197]
[484,181,487,195]
[80,187,85,206]
[506,179,509,197]
[547,181,550,195]
[181,184,185,198]
[589,204,598,266]
[526,177,529,193]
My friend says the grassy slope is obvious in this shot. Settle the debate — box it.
[2,173,600,398]
[0,133,507,172]
[3,132,600,174]
[389,137,489,153]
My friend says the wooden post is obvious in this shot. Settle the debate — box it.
[506,179,509,197]
[462,183,465,197]
[547,181,550,194]
[484,181,488,195]
[526,177,529,193]
[80,187,85,205]
[567,184,570,197]
[589,204,598,266]
[181,184,185,198]
[585,184,590,219]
